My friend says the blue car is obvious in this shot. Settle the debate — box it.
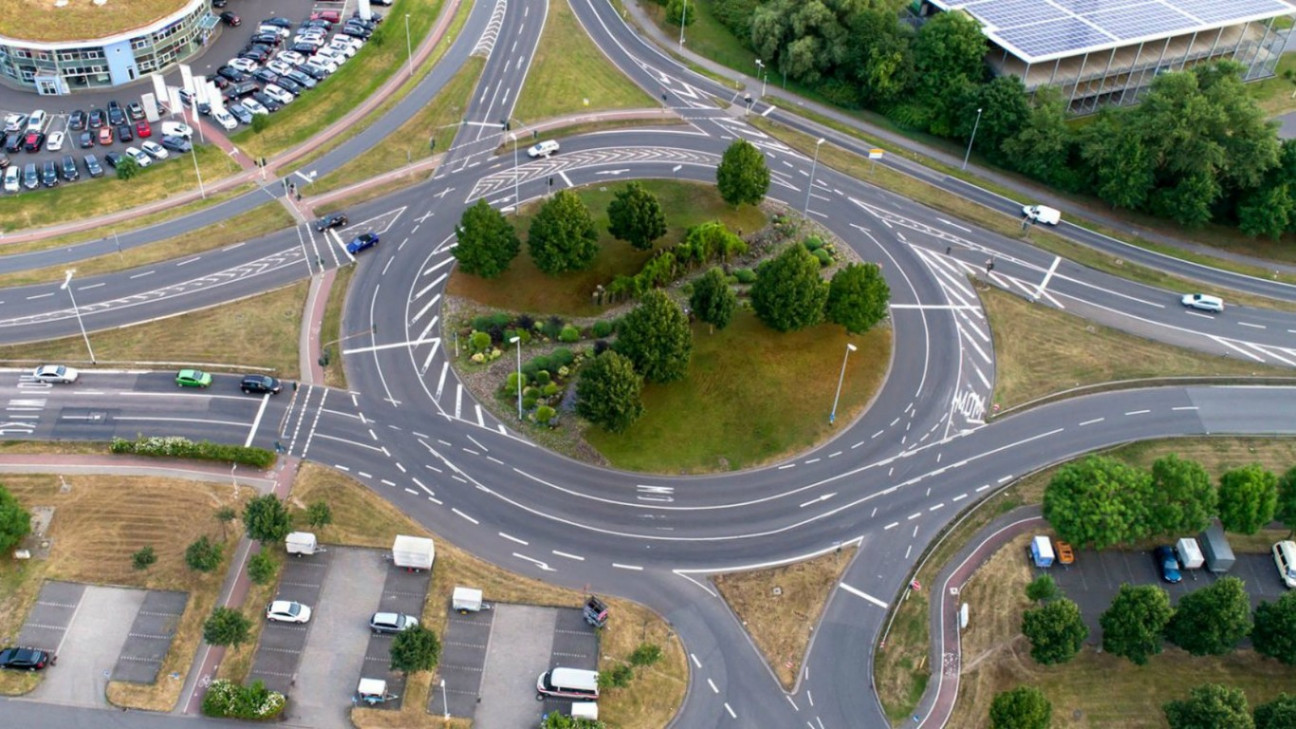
[1155,546,1182,584]
[347,232,379,254]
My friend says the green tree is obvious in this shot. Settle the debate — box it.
[664,0,693,26]
[528,189,599,274]
[957,76,1030,161]
[629,643,662,667]
[1253,591,1296,665]
[715,139,770,207]
[1001,87,1078,189]
[825,262,889,334]
[1255,693,1296,729]
[909,11,987,136]
[115,154,140,181]
[1025,575,1059,603]
[846,8,914,107]
[305,501,333,530]
[1165,684,1253,729]
[1166,576,1252,656]
[247,551,278,586]
[243,495,293,545]
[453,199,521,278]
[0,484,31,553]
[1147,454,1217,536]
[250,113,269,133]
[614,290,692,383]
[607,182,667,251]
[132,545,157,571]
[1042,455,1152,548]
[598,663,634,690]
[1237,183,1294,240]
[989,685,1052,729]
[1099,583,1174,665]
[184,536,224,573]
[214,506,237,540]
[203,607,251,647]
[750,244,828,332]
[689,267,737,333]
[1080,109,1156,212]
[1021,597,1088,665]
[1277,466,1296,537]
[1217,464,1278,534]
[576,351,644,433]
[389,624,441,675]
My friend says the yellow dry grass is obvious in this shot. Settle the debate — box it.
[713,547,858,689]
[0,473,255,708]
[290,463,688,729]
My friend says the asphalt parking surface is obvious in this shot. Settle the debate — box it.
[247,549,330,694]
[111,589,187,684]
[356,556,433,712]
[428,600,496,720]
[24,583,143,707]
[541,607,600,719]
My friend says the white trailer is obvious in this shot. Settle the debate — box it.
[391,535,435,571]
[1176,537,1205,570]
[453,586,483,613]
[285,532,319,556]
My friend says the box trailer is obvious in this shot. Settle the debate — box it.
[285,531,319,556]
[391,535,435,571]
[1029,536,1055,568]
[1199,522,1236,573]
[1176,537,1205,570]
[452,586,483,613]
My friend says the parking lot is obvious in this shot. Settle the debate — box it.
[247,549,332,696]
[1042,545,1291,638]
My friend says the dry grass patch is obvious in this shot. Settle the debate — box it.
[983,286,1292,409]
[290,463,687,729]
[714,546,858,689]
[314,169,431,216]
[0,280,308,375]
[0,473,255,708]
[0,441,108,455]
[0,203,295,288]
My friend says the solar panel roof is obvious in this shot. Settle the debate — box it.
[929,0,1295,63]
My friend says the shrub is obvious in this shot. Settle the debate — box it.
[504,372,523,396]
[803,235,825,251]
[523,386,542,399]
[468,330,493,352]
[535,370,552,386]
[592,320,613,338]
[132,546,157,571]
[247,551,277,585]
[522,396,538,411]
[598,664,634,690]
[201,679,286,720]
[516,314,536,331]
[551,348,576,366]
[629,643,662,667]
[110,436,275,468]
[813,248,833,267]
[560,324,581,343]
[542,316,565,339]
[535,405,557,425]
[542,382,560,397]
[471,312,511,332]
[733,268,757,284]
[593,340,611,355]
[185,536,223,572]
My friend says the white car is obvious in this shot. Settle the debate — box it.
[242,98,269,116]
[305,57,337,74]
[315,48,346,66]
[46,130,64,151]
[266,600,312,623]
[3,113,25,133]
[125,146,152,167]
[267,60,295,76]
[327,40,357,57]
[3,165,18,193]
[527,140,560,158]
[141,140,168,160]
[263,85,294,105]
[160,121,192,138]
[32,364,79,384]
[277,50,307,66]
[1181,293,1224,313]
[212,108,238,130]
[228,57,258,73]
[25,110,46,133]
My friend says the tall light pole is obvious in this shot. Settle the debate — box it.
[189,139,205,199]
[962,107,982,170]
[61,270,95,364]
[510,131,519,216]
[829,343,858,424]
[677,0,687,48]
[510,336,522,420]
[404,14,414,78]
[439,679,448,722]
[804,138,824,215]
[755,59,767,97]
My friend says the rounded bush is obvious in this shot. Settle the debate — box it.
[813,248,833,267]
[559,325,581,343]
[535,405,557,425]
[551,348,575,366]
[733,268,757,284]
[535,370,552,386]
[542,382,560,397]
[803,235,825,251]
[592,320,613,338]
[522,396,537,411]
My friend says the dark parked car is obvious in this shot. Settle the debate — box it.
[40,160,58,187]
[340,24,372,40]
[68,109,87,131]
[60,155,78,181]
[126,102,144,121]
[3,133,20,153]
[160,135,191,153]
[0,153,9,169]
[263,16,293,28]
[251,32,282,47]
[347,16,377,30]
[212,0,226,6]
[216,66,247,83]
[240,375,282,394]
[103,151,122,168]
[291,42,322,57]
[315,213,348,231]
[21,162,37,189]
[1155,546,1182,584]
[253,68,279,84]
[285,69,317,89]
[22,131,44,152]
[275,77,304,95]
[219,11,240,26]
[302,18,333,30]
[210,75,230,90]
[228,104,253,126]
[239,46,270,63]
[347,232,379,254]
[107,100,125,126]
[77,131,94,149]
[252,92,282,113]
[227,82,259,99]
[84,154,103,178]
[295,63,326,80]
[88,108,107,129]
[115,124,133,143]
[0,646,51,671]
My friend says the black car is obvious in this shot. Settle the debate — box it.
[21,163,37,190]
[219,11,240,26]
[295,63,326,80]
[212,0,226,6]
[197,102,212,117]
[126,102,145,121]
[0,647,51,671]
[115,124,133,143]
[291,42,322,57]
[253,68,279,84]
[103,151,122,168]
[68,109,87,131]
[228,104,253,125]
[3,133,21,154]
[348,16,377,30]
[216,66,247,83]
[77,131,94,149]
[275,76,304,95]
[252,92,282,113]
[84,154,103,178]
[355,9,384,22]
[40,160,58,187]
[241,375,282,394]
[262,16,293,28]
[239,49,270,64]
[60,155,78,181]
[88,108,107,129]
[285,70,317,89]
[107,100,125,126]
[251,32,282,47]
[210,75,230,90]
[340,24,372,40]
[160,135,191,153]
[302,18,333,29]
[227,82,258,99]
[315,213,348,231]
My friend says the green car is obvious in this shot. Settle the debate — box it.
[176,369,213,388]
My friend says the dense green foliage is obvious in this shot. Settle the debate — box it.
[247,551,278,585]
[1166,576,1252,656]
[989,685,1052,729]
[528,190,600,274]
[576,351,645,433]
[1278,466,1296,535]
[607,182,668,250]
[201,679,286,719]
[1217,463,1279,534]
[184,536,223,573]
[1099,584,1173,665]
[715,139,770,206]
[1164,684,1254,729]
[454,199,521,278]
[390,624,441,674]
[1253,591,1296,665]
[1024,575,1059,603]
[242,495,293,545]
[825,262,890,334]
[1147,455,1217,536]
[0,484,31,553]
[110,436,275,468]
[203,607,251,648]
[690,267,738,332]
[1255,694,1296,729]
[132,545,157,571]
[1042,455,1152,548]
[614,290,693,383]
[1021,598,1088,665]
[750,244,827,332]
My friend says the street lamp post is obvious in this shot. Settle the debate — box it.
[440,679,449,722]
[510,336,522,420]
[755,59,767,97]
[677,0,687,48]
[962,107,982,171]
[510,132,519,216]
[829,343,858,424]
[61,270,96,364]
[404,14,414,78]
[804,138,824,215]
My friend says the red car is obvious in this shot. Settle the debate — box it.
[136,120,151,138]
[98,126,113,145]
[311,9,341,22]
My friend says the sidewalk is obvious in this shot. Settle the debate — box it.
[619,0,1296,277]
[0,453,276,491]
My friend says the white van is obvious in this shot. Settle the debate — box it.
[1274,541,1296,588]
[536,667,598,700]
[1022,204,1061,225]
[3,164,19,193]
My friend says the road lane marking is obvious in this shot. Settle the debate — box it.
[552,550,584,561]
[452,508,478,524]
[1078,417,1104,426]
[707,678,718,693]
[1124,409,1150,415]
[499,532,527,545]
[839,582,888,608]
[612,563,643,571]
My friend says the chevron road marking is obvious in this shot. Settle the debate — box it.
[838,582,888,608]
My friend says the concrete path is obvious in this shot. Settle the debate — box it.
[474,604,556,729]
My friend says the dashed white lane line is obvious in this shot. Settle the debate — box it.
[1079,417,1104,426]
[499,532,527,545]
[690,653,701,669]
[884,522,899,530]
[707,678,718,693]
[1125,409,1150,416]
[552,550,585,561]
[724,703,736,718]
[786,695,800,711]
[1172,406,1199,411]
[838,582,888,608]
[612,563,643,571]
[451,508,478,525]
[1238,321,1266,329]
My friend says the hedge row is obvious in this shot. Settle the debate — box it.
[201,679,286,720]
[110,436,276,468]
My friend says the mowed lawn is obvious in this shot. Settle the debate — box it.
[640,0,758,74]
[586,310,892,473]
[447,180,766,316]
[513,0,655,121]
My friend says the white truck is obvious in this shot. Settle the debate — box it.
[285,531,320,556]
[1022,204,1061,225]
[391,535,435,571]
